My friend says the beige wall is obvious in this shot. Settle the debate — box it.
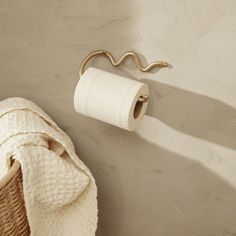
[0,0,236,235]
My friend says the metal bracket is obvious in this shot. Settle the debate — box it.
[79,50,169,103]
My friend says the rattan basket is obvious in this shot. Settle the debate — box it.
[0,160,30,236]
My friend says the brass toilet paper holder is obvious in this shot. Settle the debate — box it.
[79,50,169,103]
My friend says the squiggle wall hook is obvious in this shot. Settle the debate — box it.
[79,50,169,103]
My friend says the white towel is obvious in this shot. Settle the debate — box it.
[0,97,98,236]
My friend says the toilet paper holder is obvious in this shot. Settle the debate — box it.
[79,50,169,103]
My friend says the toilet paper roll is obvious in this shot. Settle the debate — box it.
[74,67,149,131]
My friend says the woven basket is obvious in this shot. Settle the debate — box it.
[0,160,30,236]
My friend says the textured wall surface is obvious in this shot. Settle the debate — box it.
[0,0,236,235]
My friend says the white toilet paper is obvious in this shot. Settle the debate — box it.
[74,67,149,131]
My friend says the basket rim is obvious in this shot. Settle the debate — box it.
[0,160,21,190]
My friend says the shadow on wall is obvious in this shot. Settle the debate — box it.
[144,80,236,150]
[92,129,236,236]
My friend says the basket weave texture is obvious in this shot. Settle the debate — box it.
[0,160,30,236]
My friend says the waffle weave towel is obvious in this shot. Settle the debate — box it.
[0,97,97,236]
